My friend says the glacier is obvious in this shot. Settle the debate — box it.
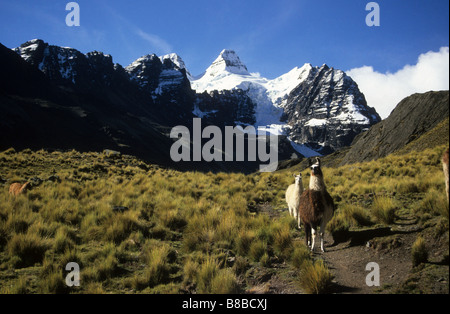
[187,49,380,156]
[190,49,312,138]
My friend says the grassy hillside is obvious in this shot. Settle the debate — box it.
[339,91,449,165]
[0,142,448,293]
[0,148,320,294]
[395,118,449,156]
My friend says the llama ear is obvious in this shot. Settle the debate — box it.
[315,157,321,166]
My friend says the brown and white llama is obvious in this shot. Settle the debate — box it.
[298,157,335,252]
[9,182,31,196]
[285,173,304,229]
[443,148,449,203]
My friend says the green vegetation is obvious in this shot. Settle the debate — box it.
[0,144,448,294]
[411,236,428,267]
[298,259,333,294]
[0,149,312,294]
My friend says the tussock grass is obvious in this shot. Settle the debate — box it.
[0,145,448,294]
[7,232,51,268]
[411,236,428,267]
[371,196,399,225]
[290,243,311,269]
[327,212,351,243]
[132,243,171,290]
[196,256,220,294]
[249,239,268,263]
[326,203,373,242]
[38,269,68,294]
[417,187,449,220]
[298,259,333,294]
[210,268,240,294]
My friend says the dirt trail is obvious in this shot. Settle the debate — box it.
[258,203,449,294]
[319,232,413,294]
[311,215,448,294]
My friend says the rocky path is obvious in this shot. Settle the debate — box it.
[258,203,449,294]
[320,232,413,294]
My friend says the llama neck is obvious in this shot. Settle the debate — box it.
[294,181,304,195]
[309,175,325,191]
[19,182,29,193]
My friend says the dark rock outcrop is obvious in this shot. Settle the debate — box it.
[340,91,449,165]
[283,64,381,155]
[2,39,387,172]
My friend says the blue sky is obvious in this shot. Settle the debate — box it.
[1,0,448,78]
[0,0,448,118]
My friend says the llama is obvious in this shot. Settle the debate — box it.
[298,157,335,252]
[9,182,31,196]
[285,173,304,229]
[443,148,449,203]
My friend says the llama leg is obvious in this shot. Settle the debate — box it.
[320,231,325,252]
[320,222,326,252]
[310,227,316,252]
[304,224,311,248]
[445,165,449,202]
[297,214,302,230]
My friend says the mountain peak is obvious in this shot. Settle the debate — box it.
[160,53,192,78]
[218,49,240,59]
[204,49,249,78]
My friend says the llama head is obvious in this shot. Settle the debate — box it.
[293,173,302,185]
[309,157,323,177]
[21,182,31,192]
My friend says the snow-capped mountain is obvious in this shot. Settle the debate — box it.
[192,50,312,131]
[123,52,195,121]
[125,53,192,97]
[8,39,381,161]
[11,39,133,92]
[197,49,250,79]
[190,49,381,156]
[160,53,193,80]
[13,39,90,85]
[283,64,380,154]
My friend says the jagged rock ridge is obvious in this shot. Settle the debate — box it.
[191,50,381,156]
[283,64,381,154]
[4,39,383,170]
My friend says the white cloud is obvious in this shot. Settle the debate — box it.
[100,3,173,56]
[347,47,449,119]
[135,28,173,55]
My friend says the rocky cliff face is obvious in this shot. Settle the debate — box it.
[2,40,178,167]
[13,39,120,91]
[194,89,256,127]
[191,51,381,156]
[340,90,449,165]
[125,54,196,122]
[282,64,381,155]
[4,39,386,171]
[202,49,250,78]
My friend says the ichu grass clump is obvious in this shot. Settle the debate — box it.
[0,145,449,294]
